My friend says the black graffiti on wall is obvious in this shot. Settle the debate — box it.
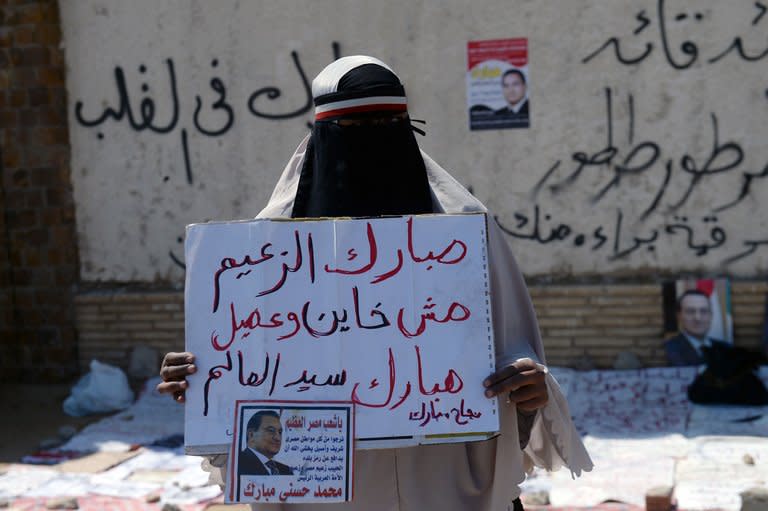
[498,85,768,267]
[74,43,342,270]
[497,205,768,267]
[494,0,768,270]
[583,0,768,70]
[531,87,766,219]
[74,42,342,187]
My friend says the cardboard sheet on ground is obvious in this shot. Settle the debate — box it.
[226,401,354,504]
[184,214,498,454]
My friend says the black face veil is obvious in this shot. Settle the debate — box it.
[291,59,434,218]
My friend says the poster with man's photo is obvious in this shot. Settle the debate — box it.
[467,38,530,130]
[227,401,354,504]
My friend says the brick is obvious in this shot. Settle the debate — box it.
[117,321,154,331]
[540,337,573,348]
[6,208,37,228]
[732,294,767,304]
[151,303,182,312]
[54,266,76,285]
[538,316,584,327]
[78,331,127,341]
[589,295,658,306]
[49,47,64,68]
[531,286,599,297]
[37,105,65,125]
[153,321,184,330]
[129,331,183,340]
[45,186,65,206]
[1,140,21,168]
[11,168,30,186]
[75,294,113,305]
[16,5,44,24]
[12,25,37,45]
[40,207,61,225]
[13,268,53,286]
[539,306,591,317]
[735,315,764,326]
[48,86,65,106]
[732,282,768,293]
[573,337,636,347]
[586,316,652,326]
[531,295,589,306]
[12,67,40,88]
[8,89,25,107]
[27,86,50,106]
[99,303,152,313]
[18,108,36,125]
[113,292,183,303]
[117,312,169,321]
[21,246,42,266]
[732,305,764,316]
[545,327,604,338]
[14,189,43,208]
[38,24,61,45]
[607,326,662,337]
[32,126,68,145]
[25,227,48,244]
[10,46,48,67]
[593,305,661,317]
[634,338,668,348]
[38,66,63,86]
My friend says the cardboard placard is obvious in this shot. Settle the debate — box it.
[184,214,498,454]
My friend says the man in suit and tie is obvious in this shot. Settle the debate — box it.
[664,289,731,366]
[238,410,293,477]
[493,68,529,127]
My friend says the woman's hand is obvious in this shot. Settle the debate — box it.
[483,358,548,413]
[157,352,197,403]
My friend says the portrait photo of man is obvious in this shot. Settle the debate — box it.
[237,410,293,477]
[664,289,731,366]
[495,68,529,124]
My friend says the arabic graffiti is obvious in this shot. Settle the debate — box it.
[501,55,768,268]
[74,42,342,185]
[583,0,768,70]
[72,43,342,270]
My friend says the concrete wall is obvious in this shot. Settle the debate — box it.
[60,0,768,283]
[4,1,765,377]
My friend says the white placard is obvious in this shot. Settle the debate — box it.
[184,214,498,453]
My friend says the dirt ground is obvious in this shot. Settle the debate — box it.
[0,384,107,464]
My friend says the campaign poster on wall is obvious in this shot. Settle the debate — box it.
[467,38,530,130]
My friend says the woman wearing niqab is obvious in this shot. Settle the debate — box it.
[199,55,592,511]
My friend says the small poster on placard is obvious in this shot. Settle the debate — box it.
[227,401,354,504]
[467,38,530,130]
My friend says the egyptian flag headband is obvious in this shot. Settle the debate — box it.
[312,56,408,121]
[291,55,433,219]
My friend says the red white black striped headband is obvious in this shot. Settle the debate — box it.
[312,56,408,121]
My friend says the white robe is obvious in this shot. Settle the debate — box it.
[202,135,592,510]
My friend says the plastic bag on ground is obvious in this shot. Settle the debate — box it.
[63,360,135,416]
